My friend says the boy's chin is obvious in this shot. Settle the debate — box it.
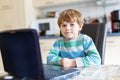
[65,35,79,40]
[65,36,75,40]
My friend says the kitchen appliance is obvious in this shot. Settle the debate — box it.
[30,18,60,36]
[111,10,120,32]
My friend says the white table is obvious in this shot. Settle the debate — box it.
[71,65,120,80]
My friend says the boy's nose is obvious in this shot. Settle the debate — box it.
[66,25,71,29]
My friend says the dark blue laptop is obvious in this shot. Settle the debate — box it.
[0,29,80,80]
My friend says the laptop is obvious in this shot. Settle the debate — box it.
[0,29,80,80]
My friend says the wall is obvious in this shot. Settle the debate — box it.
[24,0,38,27]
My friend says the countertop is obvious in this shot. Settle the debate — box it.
[70,65,120,80]
[107,32,120,36]
[0,65,120,80]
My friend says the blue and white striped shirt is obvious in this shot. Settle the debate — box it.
[47,34,101,67]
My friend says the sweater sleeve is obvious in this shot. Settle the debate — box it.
[75,35,101,68]
[47,39,62,65]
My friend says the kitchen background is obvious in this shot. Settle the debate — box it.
[0,0,120,72]
[30,0,120,33]
[30,0,119,34]
[0,0,120,32]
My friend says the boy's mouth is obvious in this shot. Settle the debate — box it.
[65,31,72,34]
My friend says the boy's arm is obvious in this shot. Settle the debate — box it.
[47,52,61,65]
[47,40,62,65]
[75,38,101,68]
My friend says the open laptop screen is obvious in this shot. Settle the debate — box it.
[0,29,44,79]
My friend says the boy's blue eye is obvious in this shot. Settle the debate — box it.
[62,24,66,27]
[70,24,74,26]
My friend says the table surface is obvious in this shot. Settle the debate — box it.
[0,65,120,80]
[70,65,120,80]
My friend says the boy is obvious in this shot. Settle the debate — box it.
[47,9,101,68]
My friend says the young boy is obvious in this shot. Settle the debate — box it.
[47,9,101,68]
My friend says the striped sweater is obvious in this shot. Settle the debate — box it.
[47,34,101,67]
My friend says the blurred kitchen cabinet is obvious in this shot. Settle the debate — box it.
[0,0,26,31]
[33,0,80,8]
[39,38,56,63]
[0,0,13,10]
[0,51,4,72]
[104,36,120,65]
[33,0,55,7]
[55,0,80,5]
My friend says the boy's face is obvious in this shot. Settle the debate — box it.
[60,21,82,40]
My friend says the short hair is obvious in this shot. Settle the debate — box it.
[57,9,84,27]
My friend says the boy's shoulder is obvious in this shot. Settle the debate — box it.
[79,34,92,40]
[79,34,90,38]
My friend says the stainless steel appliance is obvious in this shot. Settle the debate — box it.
[111,10,120,32]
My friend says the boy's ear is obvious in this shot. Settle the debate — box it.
[79,23,84,30]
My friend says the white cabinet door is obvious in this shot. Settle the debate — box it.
[0,10,14,31]
[33,0,80,8]
[39,39,56,63]
[33,0,55,7]
[0,0,14,31]
[0,0,13,10]
[0,0,26,31]
[104,36,120,65]
[13,0,26,29]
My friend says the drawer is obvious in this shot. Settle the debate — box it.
[106,36,120,46]
[41,50,49,64]
[39,39,56,63]
[39,39,56,51]
[105,47,120,65]
[39,39,55,45]
[105,36,120,65]
[0,52,4,71]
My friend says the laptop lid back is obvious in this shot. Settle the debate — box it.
[0,29,44,80]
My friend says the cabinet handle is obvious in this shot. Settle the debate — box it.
[2,5,12,9]
[5,25,11,27]
[107,41,114,43]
